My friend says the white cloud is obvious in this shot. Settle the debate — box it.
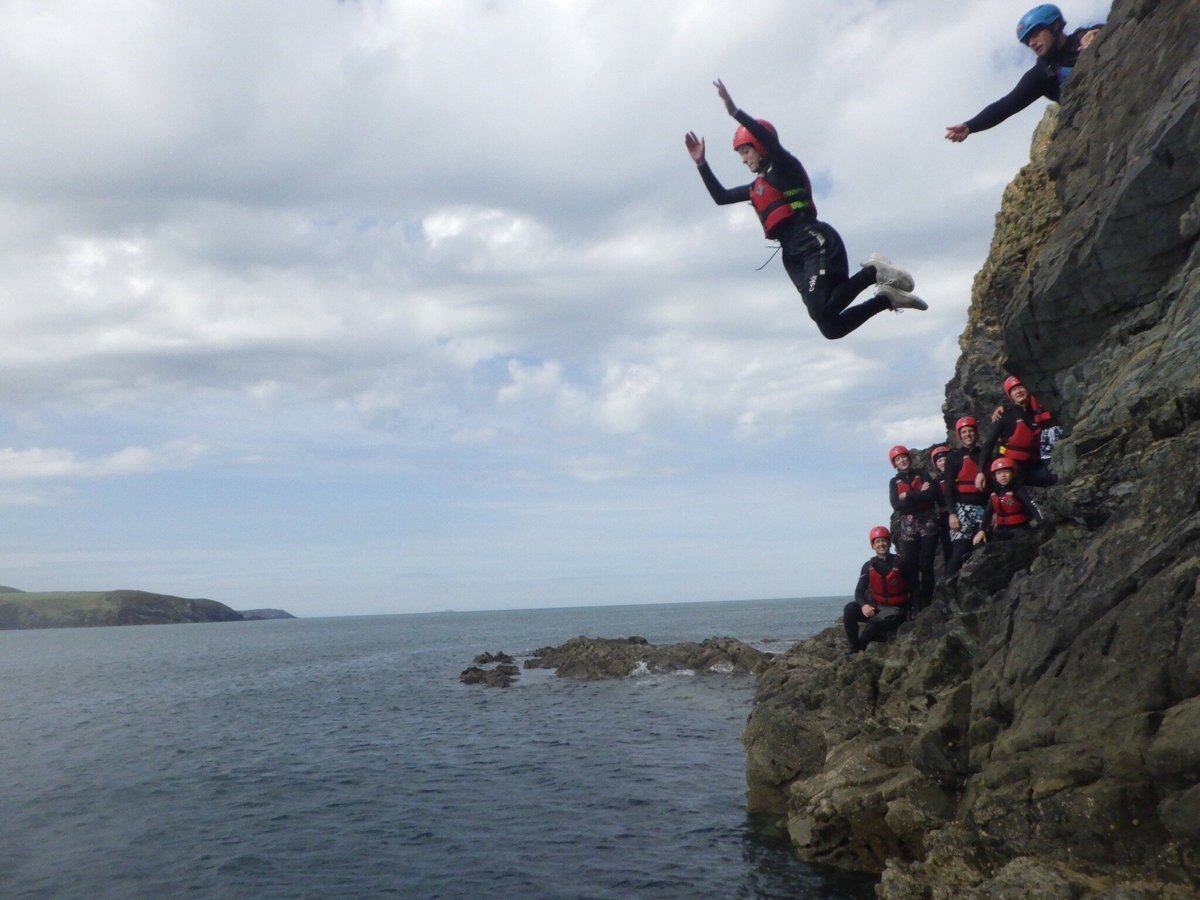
[0,0,1110,611]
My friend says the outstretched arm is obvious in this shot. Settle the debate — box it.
[714,78,738,116]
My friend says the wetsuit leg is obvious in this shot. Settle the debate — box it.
[843,600,867,650]
[947,538,973,575]
[780,221,889,340]
[916,530,938,611]
[1020,461,1058,487]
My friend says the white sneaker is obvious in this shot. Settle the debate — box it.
[877,285,928,311]
[861,253,915,292]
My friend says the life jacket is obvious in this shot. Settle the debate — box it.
[991,491,1030,527]
[1030,395,1054,427]
[750,175,812,238]
[868,560,910,607]
[1001,415,1042,463]
[954,452,986,498]
[894,474,934,511]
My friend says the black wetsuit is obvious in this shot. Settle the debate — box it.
[695,111,888,340]
[888,469,938,613]
[844,554,910,652]
[982,404,1058,487]
[944,444,989,575]
[965,25,1102,134]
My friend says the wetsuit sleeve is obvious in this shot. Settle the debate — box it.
[695,162,751,206]
[1016,486,1045,524]
[854,561,871,605]
[964,64,1051,134]
[944,452,962,508]
[980,499,995,534]
[980,411,1014,466]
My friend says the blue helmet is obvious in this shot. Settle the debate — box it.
[1017,4,1064,43]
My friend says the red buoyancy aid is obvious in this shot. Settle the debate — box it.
[869,562,910,606]
[895,475,935,511]
[1002,416,1042,463]
[1030,395,1054,427]
[991,491,1030,527]
[750,176,813,238]
[955,453,985,497]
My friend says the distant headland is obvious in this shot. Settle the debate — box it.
[0,587,296,630]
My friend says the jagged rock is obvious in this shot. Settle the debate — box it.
[524,635,769,680]
[744,1,1200,895]
[459,665,517,688]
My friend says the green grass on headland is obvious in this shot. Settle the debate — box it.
[0,589,244,630]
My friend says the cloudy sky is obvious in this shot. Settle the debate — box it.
[0,0,1111,616]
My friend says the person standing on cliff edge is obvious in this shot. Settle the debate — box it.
[945,4,1103,143]
[686,79,928,340]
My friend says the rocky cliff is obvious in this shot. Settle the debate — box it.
[743,0,1200,896]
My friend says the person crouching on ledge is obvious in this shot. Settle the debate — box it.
[974,458,1045,545]
[844,526,911,656]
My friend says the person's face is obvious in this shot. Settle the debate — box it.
[958,426,977,448]
[1025,25,1058,57]
[892,453,911,472]
[737,144,765,172]
[872,537,890,556]
[934,455,947,473]
[994,469,1014,486]
[1008,385,1030,406]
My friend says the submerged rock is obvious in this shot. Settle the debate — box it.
[525,635,769,679]
[745,1,1200,895]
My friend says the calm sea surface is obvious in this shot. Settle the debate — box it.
[0,596,873,899]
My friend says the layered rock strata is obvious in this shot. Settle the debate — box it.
[743,0,1200,895]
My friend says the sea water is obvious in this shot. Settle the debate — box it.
[0,597,874,899]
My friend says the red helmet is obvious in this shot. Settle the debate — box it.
[930,445,950,462]
[732,119,776,156]
[888,445,910,464]
[990,457,1016,473]
[955,415,977,434]
[869,526,891,544]
[1003,375,1024,395]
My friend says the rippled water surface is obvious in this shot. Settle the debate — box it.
[1,597,873,898]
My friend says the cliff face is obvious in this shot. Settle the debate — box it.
[744,0,1200,895]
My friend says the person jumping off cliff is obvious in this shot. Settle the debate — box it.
[945,4,1103,143]
[686,80,927,340]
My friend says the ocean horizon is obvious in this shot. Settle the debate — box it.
[2,595,874,898]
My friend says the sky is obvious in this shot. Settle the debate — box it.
[0,0,1112,617]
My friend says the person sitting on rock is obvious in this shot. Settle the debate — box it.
[974,458,1045,544]
[686,79,927,341]
[888,445,938,615]
[981,375,1059,487]
[944,415,991,575]
[844,526,911,656]
[946,4,1103,143]
[929,445,954,565]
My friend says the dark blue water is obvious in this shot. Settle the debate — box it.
[1,597,873,899]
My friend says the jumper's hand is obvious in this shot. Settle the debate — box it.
[1080,28,1100,50]
[684,131,706,165]
[945,123,970,143]
[714,79,737,116]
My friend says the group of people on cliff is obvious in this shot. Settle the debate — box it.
[684,5,1102,342]
[680,6,1101,656]
[844,374,1060,655]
